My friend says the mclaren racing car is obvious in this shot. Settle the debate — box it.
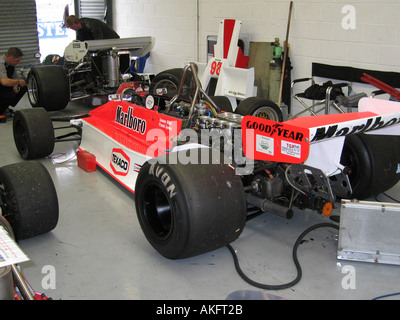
[11,62,400,259]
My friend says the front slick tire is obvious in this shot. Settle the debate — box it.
[135,148,246,259]
[0,162,59,240]
[13,108,55,160]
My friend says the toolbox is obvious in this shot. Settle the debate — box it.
[77,150,97,172]
[337,199,400,265]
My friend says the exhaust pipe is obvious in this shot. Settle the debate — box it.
[246,193,293,219]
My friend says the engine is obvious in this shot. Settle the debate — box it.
[169,100,338,219]
[64,41,125,93]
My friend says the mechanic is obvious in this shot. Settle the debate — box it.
[64,15,120,41]
[0,47,27,117]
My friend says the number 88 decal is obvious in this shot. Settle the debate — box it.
[210,60,222,76]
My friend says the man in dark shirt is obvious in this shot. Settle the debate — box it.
[0,47,27,116]
[65,15,120,41]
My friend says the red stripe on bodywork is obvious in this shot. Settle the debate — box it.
[223,19,235,59]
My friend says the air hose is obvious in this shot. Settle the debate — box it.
[227,222,339,290]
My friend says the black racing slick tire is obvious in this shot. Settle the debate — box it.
[13,108,55,159]
[0,162,59,240]
[135,148,247,259]
[27,66,70,111]
[235,97,283,122]
[341,133,400,199]
[209,95,233,113]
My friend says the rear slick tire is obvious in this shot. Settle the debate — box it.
[235,97,283,122]
[135,148,247,259]
[341,133,400,199]
[27,66,70,111]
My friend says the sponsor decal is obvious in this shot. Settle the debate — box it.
[145,95,155,109]
[311,115,400,142]
[158,118,174,131]
[256,134,274,155]
[246,119,305,141]
[227,90,246,98]
[281,140,302,159]
[149,164,177,199]
[242,116,309,163]
[115,105,147,134]
[110,148,130,176]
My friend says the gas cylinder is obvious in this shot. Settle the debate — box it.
[0,266,14,300]
[268,38,282,103]
[272,38,283,59]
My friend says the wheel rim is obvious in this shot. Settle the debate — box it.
[27,76,39,105]
[13,119,29,157]
[252,106,280,121]
[0,182,14,225]
[142,183,173,240]
[340,145,361,191]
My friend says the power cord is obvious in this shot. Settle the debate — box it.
[372,292,400,300]
[227,222,339,290]
[375,192,400,203]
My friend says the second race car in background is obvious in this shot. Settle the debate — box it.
[26,37,154,111]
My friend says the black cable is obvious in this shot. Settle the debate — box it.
[383,192,400,203]
[375,192,400,203]
[227,222,339,290]
[372,292,400,300]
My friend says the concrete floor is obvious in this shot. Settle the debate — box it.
[1,95,400,301]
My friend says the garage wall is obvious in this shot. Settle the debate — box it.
[113,0,198,71]
[113,0,400,111]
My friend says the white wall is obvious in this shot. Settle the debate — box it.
[114,0,198,71]
[113,0,400,113]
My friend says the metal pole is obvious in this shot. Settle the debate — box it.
[278,1,293,108]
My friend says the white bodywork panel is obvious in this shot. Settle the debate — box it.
[197,20,257,110]
[79,120,149,193]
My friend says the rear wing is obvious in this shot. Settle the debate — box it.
[243,97,400,163]
[86,36,155,56]
[64,36,155,63]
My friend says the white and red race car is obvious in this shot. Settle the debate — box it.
[12,62,400,259]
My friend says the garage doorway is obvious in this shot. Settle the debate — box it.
[35,0,76,61]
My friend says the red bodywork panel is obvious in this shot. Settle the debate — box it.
[242,116,310,163]
[84,100,183,157]
[219,19,249,68]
